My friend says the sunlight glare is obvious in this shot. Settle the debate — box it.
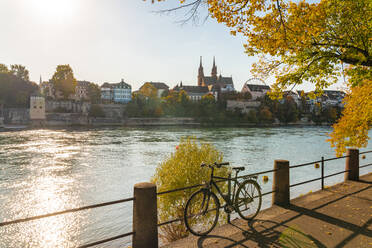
[27,0,79,20]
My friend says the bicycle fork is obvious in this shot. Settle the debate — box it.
[200,190,210,215]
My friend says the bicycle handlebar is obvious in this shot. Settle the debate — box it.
[200,162,230,168]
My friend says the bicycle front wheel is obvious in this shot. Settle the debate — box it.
[184,189,220,236]
[235,179,262,221]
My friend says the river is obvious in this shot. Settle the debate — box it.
[0,126,371,247]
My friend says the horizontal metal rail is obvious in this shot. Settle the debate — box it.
[360,151,372,155]
[78,231,134,248]
[261,190,275,197]
[290,177,322,188]
[156,150,371,198]
[290,155,350,169]
[322,155,349,162]
[360,163,372,169]
[158,217,182,227]
[0,197,134,227]
[157,189,275,227]
[157,184,203,195]
[157,169,278,196]
[323,169,350,179]
[236,168,278,180]
[290,160,322,169]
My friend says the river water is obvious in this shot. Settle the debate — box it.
[0,126,371,247]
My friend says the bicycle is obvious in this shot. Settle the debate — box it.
[184,162,262,236]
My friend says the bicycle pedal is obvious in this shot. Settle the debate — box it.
[224,205,234,213]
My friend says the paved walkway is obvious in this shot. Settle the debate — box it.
[163,173,372,248]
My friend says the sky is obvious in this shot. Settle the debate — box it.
[0,0,342,91]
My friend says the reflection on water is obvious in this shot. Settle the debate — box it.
[0,126,371,247]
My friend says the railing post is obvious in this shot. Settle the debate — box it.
[133,182,158,248]
[272,160,290,207]
[227,172,231,224]
[321,156,324,190]
[345,149,359,181]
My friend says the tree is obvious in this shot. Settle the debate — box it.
[10,64,29,81]
[258,106,274,123]
[0,73,38,107]
[50,65,77,99]
[0,64,9,73]
[277,96,299,123]
[152,137,228,242]
[328,80,372,156]
[89,104,105,117]
[139,82,158,98]
[149,0,372,155]
[88,83,101,103]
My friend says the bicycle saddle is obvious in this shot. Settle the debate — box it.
[232,167,245,171]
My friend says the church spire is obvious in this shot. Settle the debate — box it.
[211,56,217,80]
[198,56,204,86]
[39,75,42,85]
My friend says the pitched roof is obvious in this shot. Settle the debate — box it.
[174,85,209,94]
[203,77,216,86]
[203,76,234,87]
[101,82,114,88]
[77,81,90,87]
[147,82,169,90]
[283,90,299,97]
[101,80,131,89]
[323,90,345,100]
[217,76,234,86]
[115,81,131,89]
[245,84,270,92]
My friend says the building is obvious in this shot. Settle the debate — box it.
[40,81,55,99]
[113,80,132,103]
[40,80,89,101]
[197,56,235,93]
[323,90,345,107]
[282,90,301,105]
[100,79,132,104]
[241,79,270,100]
[173,83,209,101]
[139,82,169,98]
[75,81,90,101]
[226,100,261,114]
[101,83,114,102]
[30,94,46,120]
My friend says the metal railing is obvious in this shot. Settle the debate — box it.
[0,196,135,247]
[155,149,372,229]
[1,149,371,247]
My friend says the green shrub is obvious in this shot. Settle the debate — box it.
[89,104,105,117]
[152,137,229,242]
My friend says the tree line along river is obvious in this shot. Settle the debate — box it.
[0,126,371,247]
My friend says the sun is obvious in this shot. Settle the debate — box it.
[27,0,79,20]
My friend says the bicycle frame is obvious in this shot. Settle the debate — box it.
[204,167,238,207]
[204,166,259,210]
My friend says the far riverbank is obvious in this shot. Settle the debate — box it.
[2,115,332,130]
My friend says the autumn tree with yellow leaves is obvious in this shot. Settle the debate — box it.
[148,0,372,155]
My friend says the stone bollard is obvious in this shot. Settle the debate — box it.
[272,160,290,207]
[345,149,359,181]
[133,182,158,248]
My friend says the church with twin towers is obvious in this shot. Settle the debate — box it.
[173,56,235,101]
[197,56,235,92]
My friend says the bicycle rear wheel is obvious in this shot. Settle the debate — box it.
[235,179,262,221]
[184,189,220,236]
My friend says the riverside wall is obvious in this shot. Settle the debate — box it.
[2,108,30,125]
